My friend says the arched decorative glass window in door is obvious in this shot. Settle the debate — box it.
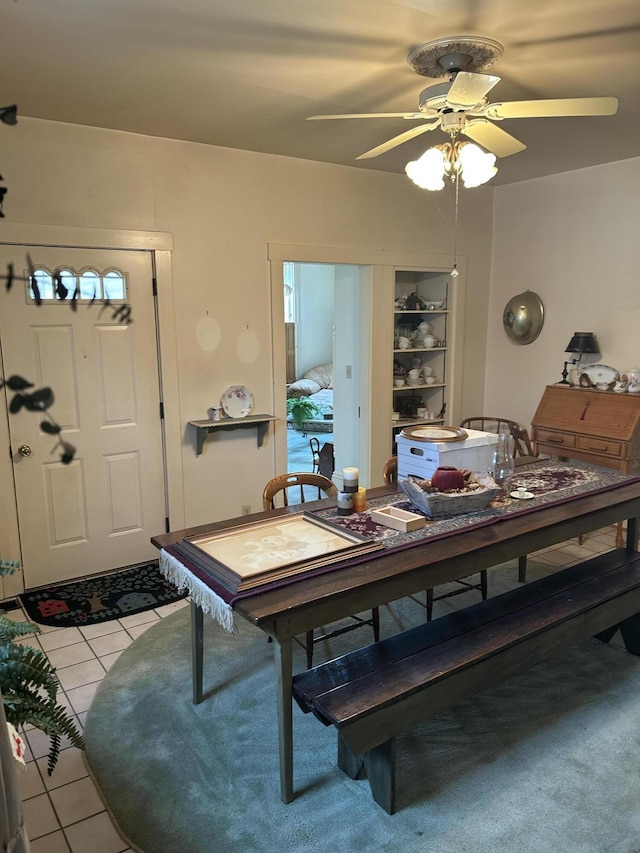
[26,266,128,303]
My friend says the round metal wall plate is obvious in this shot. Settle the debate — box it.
[502,291,544,345]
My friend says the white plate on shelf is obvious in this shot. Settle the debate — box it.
[578,363,619,389]
[220,385,254,418]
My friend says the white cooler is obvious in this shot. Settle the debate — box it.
[397,428,498,480]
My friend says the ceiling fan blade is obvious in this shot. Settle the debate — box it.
[485,96,618,120]
[356,120,441,160]
[463,120,527,158]
[446,72,501,110]
[308,112,425,121]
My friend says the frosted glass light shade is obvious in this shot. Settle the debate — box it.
[405,147,446,191]
[405,140,497,191]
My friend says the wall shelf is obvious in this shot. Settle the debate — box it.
[188,414,277,456]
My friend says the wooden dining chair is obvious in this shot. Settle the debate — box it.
[382,455,397,484]
[459,416,539,468]
[309,437,320,473]
[383,455,488,620]
[262,472,380,668]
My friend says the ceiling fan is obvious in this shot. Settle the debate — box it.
[308,36,618,161]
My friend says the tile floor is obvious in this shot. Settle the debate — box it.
[6,596,191,853]
[4,525,620,851]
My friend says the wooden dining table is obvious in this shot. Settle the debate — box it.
[152,470,640,804]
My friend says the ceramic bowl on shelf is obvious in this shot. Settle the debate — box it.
[425,376,436,385]
[425,300,445,310]
[394,378,406,387]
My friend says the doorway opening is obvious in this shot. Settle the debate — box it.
[282,261,366,480]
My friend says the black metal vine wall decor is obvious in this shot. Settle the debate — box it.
[1,104,133,464]
[0,105,17,217]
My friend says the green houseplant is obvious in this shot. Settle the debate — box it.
[0,563,84,775]
[287,396,321,430]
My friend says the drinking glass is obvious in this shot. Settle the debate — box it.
[493,432,515,494]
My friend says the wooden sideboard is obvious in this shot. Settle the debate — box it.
[532,385,640,474]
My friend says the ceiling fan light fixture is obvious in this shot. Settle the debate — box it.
[405,139,496,191]
[405,146,446,190]
[458,142,497,188]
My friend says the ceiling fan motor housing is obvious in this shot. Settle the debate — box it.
[418,82,451,112]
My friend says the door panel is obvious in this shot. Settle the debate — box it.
[0,245,166,587]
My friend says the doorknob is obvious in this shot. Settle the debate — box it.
[17,445,32,457]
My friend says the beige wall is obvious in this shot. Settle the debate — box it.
[485,157,640,431]
[0,117,493,538]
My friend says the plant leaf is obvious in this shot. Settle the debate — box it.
[22,387,54,411]
[6,375,34,391]
[9,394,24,414]
[60,442,76,464]
[54,271,68,301]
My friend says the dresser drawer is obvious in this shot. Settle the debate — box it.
[534,429,576,450]
[576,435,624,458]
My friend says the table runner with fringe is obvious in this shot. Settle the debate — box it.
[159,462,640,632]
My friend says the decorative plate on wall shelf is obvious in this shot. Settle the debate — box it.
[220,385,254,418]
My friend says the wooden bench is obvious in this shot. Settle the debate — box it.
[292,548,640,814]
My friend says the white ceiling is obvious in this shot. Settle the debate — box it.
[3,0,640,186]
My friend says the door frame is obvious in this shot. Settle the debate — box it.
[0,223,184,598]
[268,243,467,488]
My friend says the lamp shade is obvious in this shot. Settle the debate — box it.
[565,332,599,354]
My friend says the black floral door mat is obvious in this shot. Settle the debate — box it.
[19,561,188,628]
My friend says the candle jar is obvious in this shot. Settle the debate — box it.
[352,487,366,513]
[431,466,465,491]
[337,491,354,515]
[342,467,359,493]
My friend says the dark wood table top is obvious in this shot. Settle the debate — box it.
[153,479,640,640]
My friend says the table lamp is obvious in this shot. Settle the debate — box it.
[558,332,600,384]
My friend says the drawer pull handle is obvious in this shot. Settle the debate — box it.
[545,436,565,444]
[586,444,607,452]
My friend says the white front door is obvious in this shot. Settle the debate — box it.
[0,245,167,588]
